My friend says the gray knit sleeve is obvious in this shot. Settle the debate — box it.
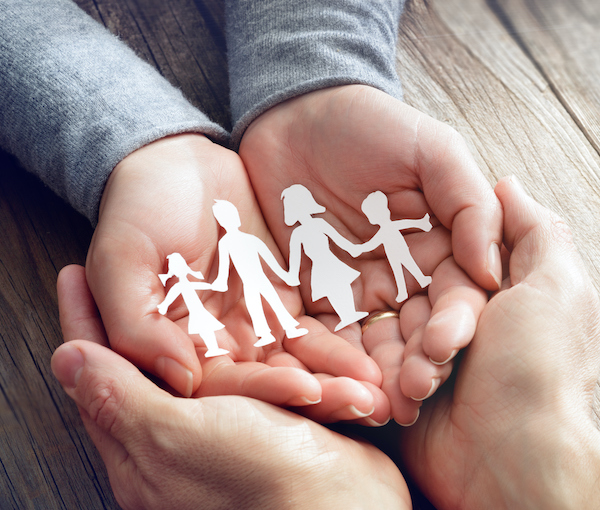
[0,0,228,224]
[225,0,405,148]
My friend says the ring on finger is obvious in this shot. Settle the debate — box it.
[360,310,400,334]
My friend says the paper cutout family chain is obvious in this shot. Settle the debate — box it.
[157,185,432,357]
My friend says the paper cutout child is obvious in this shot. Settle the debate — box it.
[157,252,230,358]
[211,200,308,347]
[281,184,368,332]
[358,190,432,303]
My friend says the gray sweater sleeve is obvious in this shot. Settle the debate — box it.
[226,0,405,148]
[0,0,228,224]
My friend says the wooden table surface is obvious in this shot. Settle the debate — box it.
[1,0,599,508]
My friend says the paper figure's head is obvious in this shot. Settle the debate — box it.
[162,252,204,283]
[212,200,241,230]
[281,184,326,226]
[361,191,390,225]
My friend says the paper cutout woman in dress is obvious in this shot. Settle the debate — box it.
[157,252,230,358]
[211,200,308,347]
[281,184,368,332]
[358,190,432,303]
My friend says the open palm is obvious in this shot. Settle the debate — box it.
[240,85,501,423]
[85,133,386,423]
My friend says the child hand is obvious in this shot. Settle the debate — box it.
[239,85,501,423]
[85,134,387,424]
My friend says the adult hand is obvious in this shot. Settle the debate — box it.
[52,266,411,510]
[239,85,498,422]
[85,134,386,423]
[400,176,600,508]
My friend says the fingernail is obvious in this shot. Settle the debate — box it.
[429,349,458,366]
[297,396,322,405]
[487,242,502,289]
[155,357,193,397]
[344,404,375,419]
[509,174,526,193]
[52,344,84,389]
[395,408,420,427]
[364,415,391,427]
[411,378,441,402]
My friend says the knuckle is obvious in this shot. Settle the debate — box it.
[548,216,575,246]
[86,379,123,433]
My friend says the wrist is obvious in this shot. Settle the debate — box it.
[97,133,211,223]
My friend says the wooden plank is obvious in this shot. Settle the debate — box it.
[2,0,600,508]
[0,152,117,509]
[396,0,600,287]
[492,0,600,155]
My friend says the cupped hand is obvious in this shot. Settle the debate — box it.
[239,85,498,420]
[85,134,386,422]
[51,267,411,510]
[400,176,600,509]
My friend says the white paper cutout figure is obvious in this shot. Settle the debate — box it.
[157,253,230,358]
[359,191,432,303]
[281,184,368,332]
[211,200,308,347]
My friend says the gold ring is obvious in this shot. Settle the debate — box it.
[360,310,400,334]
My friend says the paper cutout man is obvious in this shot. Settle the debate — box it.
[157,252,230,358]
[211,200,308,347]
[359,191,432,303]
[281,184,368,332]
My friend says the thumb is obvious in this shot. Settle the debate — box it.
[51,339,163,465]
[495,176,585,290]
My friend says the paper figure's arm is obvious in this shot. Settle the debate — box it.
[157,283,182,315]
[190,282,212,291]
[354,232,383,255]
[255,238,294,284]
[320,219,362,257]
[286,230,302,286]
[392,213,432,233]
[211,239,230,292]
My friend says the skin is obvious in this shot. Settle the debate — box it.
[240,84,498,423]
[85,133,388,423]
[51,265,411,510]
[400,176,600,509]
[52,175,600,509]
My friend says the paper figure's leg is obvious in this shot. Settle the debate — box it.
[328,285,368,332]
[201,331,230,358]
[262,286,309,339]
[243,286,277,347]
[389,261,409,303]
[403,257,432,290]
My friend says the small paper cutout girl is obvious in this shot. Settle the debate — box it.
[358,191,432,303]
[211,200,308,347]
[281,184,368,332]
[157,252,229,358]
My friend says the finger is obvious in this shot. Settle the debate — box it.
[196,356,322,407]
[495,176,584,288]
[291,375,380,424]
[422,257,488,364]
[362,309,422,426]
[57,265,108,347]
[283,316,382,386]
[416,116,503,291]
[401,324,453,402]
[50,340,168,492]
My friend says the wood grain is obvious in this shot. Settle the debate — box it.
[1,0,599,508]
[397,0,600,286]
